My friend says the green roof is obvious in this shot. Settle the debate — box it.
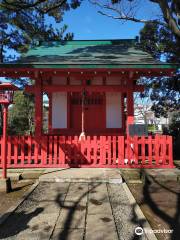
[0,39,179,70]
[18,39,158,65]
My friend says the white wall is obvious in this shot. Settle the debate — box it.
[52,92,67,128]
[106,93,122,128]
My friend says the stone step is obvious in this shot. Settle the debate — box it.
[39,168,123,184]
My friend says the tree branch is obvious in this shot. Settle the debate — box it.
[90,0,165,25]
[98,10,163,24]
[2,0,47,10]
[36,0,67,14]
[2,0,67,12]
[90,0,180,38]
[157,0,180,38]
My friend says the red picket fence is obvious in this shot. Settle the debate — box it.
[0,135,174,168]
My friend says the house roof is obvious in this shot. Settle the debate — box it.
[19,39,158,65]
[0,39,179,69]
[0,83,19,91]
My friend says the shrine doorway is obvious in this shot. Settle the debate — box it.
[70,92,105,133]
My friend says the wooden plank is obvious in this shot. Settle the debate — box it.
[141,136,145,165]
[86,136,91,164]
[107,136,112,165]
[148,136,152,166]
[168,136,173,167]
[117,136,122,166]
[126,136,130,165]
[59,136,65,165]
[162,135,166,165]
[54,136,58,165]
[133,136,138,165]
[99,136,104,166]
[34,138,39,165]
[112,136,116,165]
[102,136,107,165]
[49,136,53,165]
[21,136,25,167]
[67,136,72,163]
[27,136,32,165]
[74,136,79,165]
[155,135,160,165]
[93,136,98,166]
[41,135,47,166]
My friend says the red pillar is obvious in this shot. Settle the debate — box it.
[2,105,8,179]
[34,77,43,137]
[126,91,134,135]
[121,93,125,131]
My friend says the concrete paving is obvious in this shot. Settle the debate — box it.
[0,180,148,240]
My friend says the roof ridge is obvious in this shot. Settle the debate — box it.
[37,38,138,46]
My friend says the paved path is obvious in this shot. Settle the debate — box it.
[0,181,147,240]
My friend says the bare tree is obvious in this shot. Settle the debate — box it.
[89,0,180,38]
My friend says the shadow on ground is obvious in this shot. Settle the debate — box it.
[0,208,44,239]
[130,169,180,240]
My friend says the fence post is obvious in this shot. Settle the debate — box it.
[168,136,174,168]
[148,135,152,167]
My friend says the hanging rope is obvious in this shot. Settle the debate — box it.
[79,89,86,141]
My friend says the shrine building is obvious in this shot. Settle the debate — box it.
[0,39,178,168]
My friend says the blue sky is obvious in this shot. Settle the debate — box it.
[60,0,161,39]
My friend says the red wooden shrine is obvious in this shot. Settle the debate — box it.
[0,39,178,168]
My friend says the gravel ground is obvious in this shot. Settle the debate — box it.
[107,183,147,240]
[0,180,35,216]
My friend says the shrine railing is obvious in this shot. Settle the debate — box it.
[0,135,174,168]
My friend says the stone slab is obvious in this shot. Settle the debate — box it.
[88,200,112,215]
[51,228,84,240]
[86,214,118,240]
[66,183,88,199]
[56,205,86,229]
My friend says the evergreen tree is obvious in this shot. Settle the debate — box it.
[0,1,82,134]
[139,23,180,118]
[0,0,82,62]
[8,91,34,135]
